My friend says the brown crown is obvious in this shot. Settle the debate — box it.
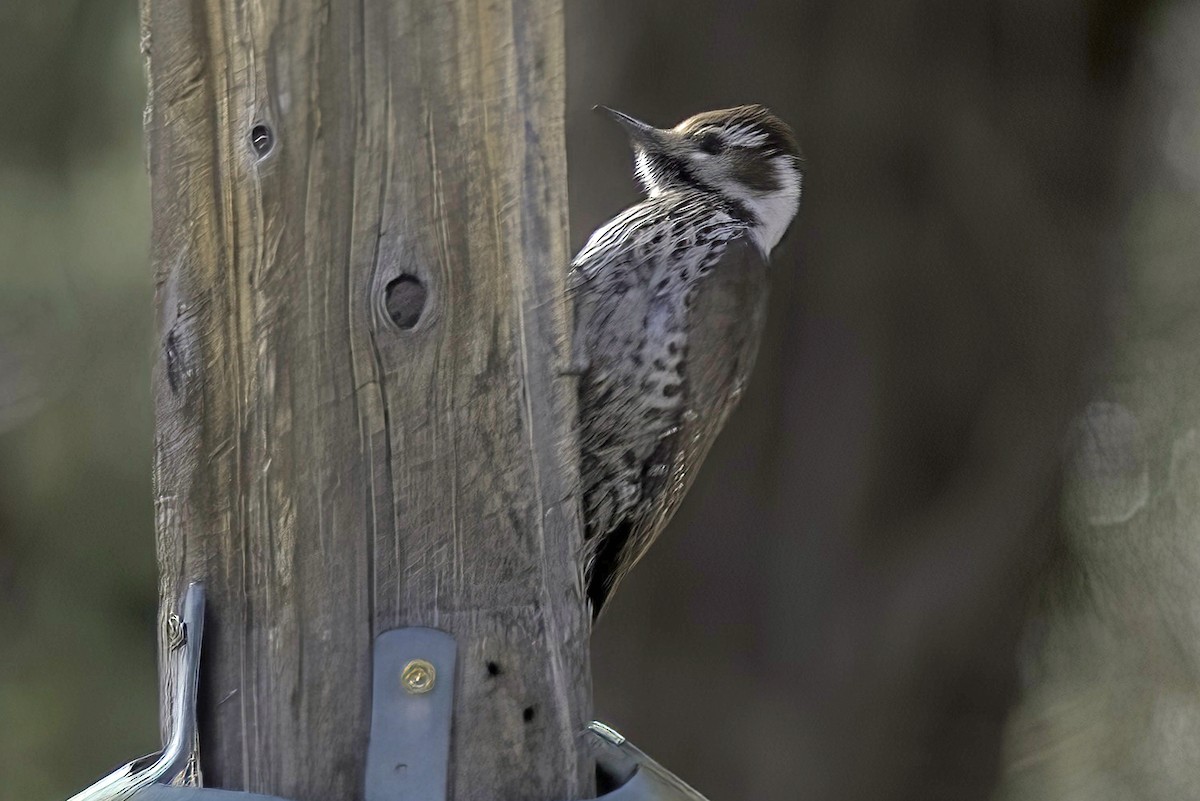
[676,105,801,160]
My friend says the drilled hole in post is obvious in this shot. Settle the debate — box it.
[384,275,428,330]
[249,123,274,158]
[164,330,182,395]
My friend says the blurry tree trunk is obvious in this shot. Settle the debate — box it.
[142,1,591,800]
[1002,6,1200,797]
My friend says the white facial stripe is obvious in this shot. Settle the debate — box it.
[742,157,801,256]
[721,125,769,148]
[634,150,666,196]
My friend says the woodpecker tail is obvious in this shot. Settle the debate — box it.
[585,520,634,621]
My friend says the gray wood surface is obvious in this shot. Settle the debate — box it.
[142,1,592,799]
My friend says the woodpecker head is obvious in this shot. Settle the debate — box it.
[598,104,803,255]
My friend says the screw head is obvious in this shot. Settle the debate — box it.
[401,659,436,694]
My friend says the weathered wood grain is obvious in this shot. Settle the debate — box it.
[142,0,591,799]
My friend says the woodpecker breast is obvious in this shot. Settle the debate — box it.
[570,190,769,618]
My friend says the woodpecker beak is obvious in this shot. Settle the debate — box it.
[595,106,670,151]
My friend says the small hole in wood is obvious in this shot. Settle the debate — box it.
[164,329,182,395]
[522,706,535,723]
[249,123,274,158]
[384,274,427,330]
[486,661,502,677]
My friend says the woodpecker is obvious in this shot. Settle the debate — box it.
[570,104,803,619]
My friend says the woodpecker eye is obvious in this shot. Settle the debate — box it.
[694,131,725,155]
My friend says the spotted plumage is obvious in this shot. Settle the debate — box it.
[569,105,803,619]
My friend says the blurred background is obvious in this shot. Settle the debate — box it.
[1,0,1194,799]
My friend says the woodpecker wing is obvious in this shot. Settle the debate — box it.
[636,236,768,538]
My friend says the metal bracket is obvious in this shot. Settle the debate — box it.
[364,627,457,801]
[65,583,709,801]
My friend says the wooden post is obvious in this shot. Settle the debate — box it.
[143,1,591,800]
